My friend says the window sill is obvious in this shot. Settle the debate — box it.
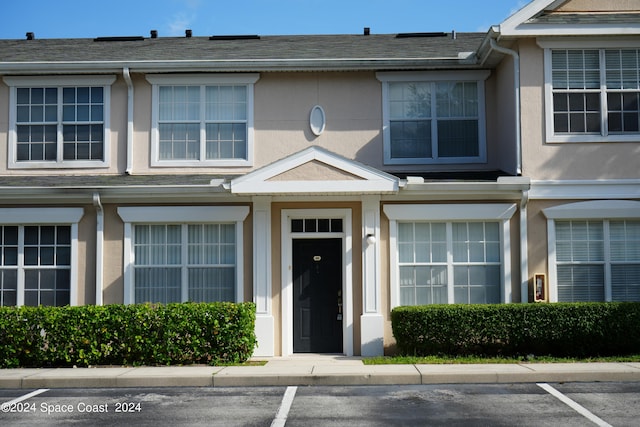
[151,159,252,168]
[546,134,640,144]
[8,161,110,169]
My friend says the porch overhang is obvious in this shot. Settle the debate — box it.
[229,146,399,196]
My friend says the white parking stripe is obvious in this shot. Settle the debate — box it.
[2,388,49,406]
[537,383,612,427]
[271,386,297,427]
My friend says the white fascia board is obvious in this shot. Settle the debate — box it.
[530,179,640,200]
[501,25,640,37]
[232,180,398,195]
[384,203,517,221]
[543,200,640,219]
[399,177,530,199]
[0,58,476,75]
[498,0,565,34]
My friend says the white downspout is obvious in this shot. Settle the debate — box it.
[93,192,104,306]
[489,38,522,176]
[123,67,134,175]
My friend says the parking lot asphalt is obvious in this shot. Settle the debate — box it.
[1,356,640,389]
[2,383,640,426]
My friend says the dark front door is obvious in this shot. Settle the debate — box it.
[293,238,343,353]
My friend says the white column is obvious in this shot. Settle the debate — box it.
[361,195,384,356]
[252,196,274,356]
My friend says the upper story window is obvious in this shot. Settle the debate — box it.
[146,74,259,167]
[542,41,640,143]
[377,71,489,165]
[3,76,115,169]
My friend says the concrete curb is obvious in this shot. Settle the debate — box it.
[2,362,640,389]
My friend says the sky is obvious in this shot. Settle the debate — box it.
[0,0,529,40]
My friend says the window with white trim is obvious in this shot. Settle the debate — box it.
[146,74,259,167]
[0,208,83,307]
[377,71,489,165]
[3,76,115,168]
[118,206,249,304]
[545,47,640,142]
[554,219,640,302]
[397,221,501,305]
[132,223,237,304]
[385,203,515,308]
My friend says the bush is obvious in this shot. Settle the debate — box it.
[391,302,640,358]
[0,302,256,368]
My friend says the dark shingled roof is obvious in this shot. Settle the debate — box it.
[0,33,486,71]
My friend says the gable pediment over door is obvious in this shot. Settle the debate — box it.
[229,146,399,195]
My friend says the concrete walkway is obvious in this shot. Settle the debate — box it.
[2,356,640,389]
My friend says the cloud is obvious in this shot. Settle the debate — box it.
[167,12,194,36]
[166,0,202,36]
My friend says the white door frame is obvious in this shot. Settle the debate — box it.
[281,208,353,356]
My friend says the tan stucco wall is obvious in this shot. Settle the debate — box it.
[102,205,124,304]
[519,38,640,180]
[78,206,96,305]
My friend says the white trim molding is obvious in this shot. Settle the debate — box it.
[118,206,249,305]
[280,208,353,356]
[384,203,516,308]
[530,179,640,200]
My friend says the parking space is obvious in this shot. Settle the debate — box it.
[1,383,638,426]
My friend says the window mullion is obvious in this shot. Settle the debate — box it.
[431,82,439,160]
[16,226,25,307]
[57,87,64,163]
[200,85,206,161]
[603,220,612,302]
[600,49,609,137]
[446,222,454,304]
[181,225,189,303]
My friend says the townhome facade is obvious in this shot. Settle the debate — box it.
[0,0,638,357]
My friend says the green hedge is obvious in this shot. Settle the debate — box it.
[0,302,256,368]
[391,302,640,357]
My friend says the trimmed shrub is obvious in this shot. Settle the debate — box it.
[391,302,640,357]
[0,302,256,368]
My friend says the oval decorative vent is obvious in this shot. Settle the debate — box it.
[309,105,326,136]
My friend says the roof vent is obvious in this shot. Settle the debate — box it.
[150,30,158,39]
[94,36,145,42]
[185,29,193,38]
[25,32,35,40]
[363,27,370,36]
[395,32,449,39]
[209,35,260,40]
